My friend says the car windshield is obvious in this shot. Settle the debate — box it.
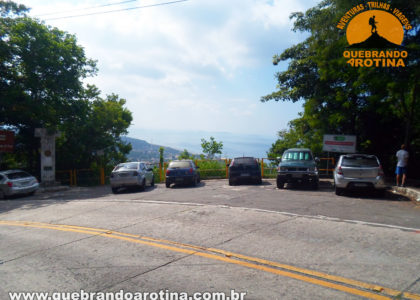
[168,161,191,168]
[115,163,138,171]
[6,171,32,179]
[341,156,379,167]
[233,158,257,165]
[282,151,312,161]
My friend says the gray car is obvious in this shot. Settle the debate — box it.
[165,160,200,188]
[276,148,319,189]
[0,170,39,199]
[110,162,154,193]
[334,154,386,196]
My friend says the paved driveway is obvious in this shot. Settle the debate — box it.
[1,180,419,300]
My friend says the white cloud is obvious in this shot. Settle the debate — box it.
[23,0,316,137]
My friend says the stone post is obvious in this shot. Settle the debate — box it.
[35,128,61,186]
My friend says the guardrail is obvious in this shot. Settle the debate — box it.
[57,157,336,186]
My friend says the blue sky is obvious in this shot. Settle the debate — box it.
[23,0,318,156]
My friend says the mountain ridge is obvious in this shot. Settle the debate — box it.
[122,136,181,162]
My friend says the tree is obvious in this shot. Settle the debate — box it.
[159,147,164,166]
[201,137,223,159]
[1,4,97,130]
[178,149,193,160]
[0,1,132,173]
[56,90,132,170]
[262,0,420,175]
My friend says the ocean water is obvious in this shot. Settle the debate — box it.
[129,128,276,159]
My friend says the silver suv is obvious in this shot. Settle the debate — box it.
[110,162,154,193]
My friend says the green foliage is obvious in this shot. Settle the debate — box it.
[196,160,226,179]
[159,147,164,166]
[201,136,223,159]
[56,90,132,170]
[263,0,420,176]
[0,1,132,173]
[178,149,194,160]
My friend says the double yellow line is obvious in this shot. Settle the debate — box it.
[1,220,419,300]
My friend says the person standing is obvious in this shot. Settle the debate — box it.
[396,144,409,187]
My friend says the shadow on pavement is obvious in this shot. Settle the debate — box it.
[166,182,207,189]
[338,189,411,202]
[0,185,111,214]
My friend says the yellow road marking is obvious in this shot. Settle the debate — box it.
[1,220,418,300]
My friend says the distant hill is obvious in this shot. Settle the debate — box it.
[122,136,181,162]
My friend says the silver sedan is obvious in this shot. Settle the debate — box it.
[334,154,386,196]
[0,170,39,199]
[110,162,155,193]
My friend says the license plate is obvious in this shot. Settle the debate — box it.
[354,183,367,187]
[292,174,302,178]
[175,178,184,182]
[241,173,250,177]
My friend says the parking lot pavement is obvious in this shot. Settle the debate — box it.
[1,178,420,299]
[1,196,420,299]
[3,178,419,229]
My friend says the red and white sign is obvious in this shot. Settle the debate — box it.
[0,130,15,152]
[323,135,356,153]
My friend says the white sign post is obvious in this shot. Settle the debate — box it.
[323,135,357,153]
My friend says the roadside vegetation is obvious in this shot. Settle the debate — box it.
[263,0,419,178]
[0,2,132,174]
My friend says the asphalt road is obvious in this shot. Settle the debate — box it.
[0,179,419,300]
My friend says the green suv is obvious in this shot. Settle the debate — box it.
[276,148,319,189]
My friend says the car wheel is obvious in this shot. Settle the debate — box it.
[197,174,201,183]
[193,176,198,186]
[140,179,146,191]
[256,178,262,185]
[335,186,344,196]
[165,182,171,188]
[228,178,234,186]
[151,176,155,187]
[0,190,5,200]
[276,180,284,189]
[111,187,119,194]
[312,181,319,190]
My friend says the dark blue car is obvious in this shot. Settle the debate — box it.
[228,157,262,185]
[165,160,200,188]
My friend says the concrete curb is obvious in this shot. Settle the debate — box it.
[391,186,420,203]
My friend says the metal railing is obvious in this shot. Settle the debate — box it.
[56,157,336,186]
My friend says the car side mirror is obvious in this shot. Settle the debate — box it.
[196,166,200,169]
[276,156,281,162]
[147,168,153,172]
[315,157,320,163]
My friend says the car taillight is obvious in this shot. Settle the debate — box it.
[337,167,343,175]
[166,170,170,175]
[189,168,193,174]
[378,165,384,176]
[7,182,13,187]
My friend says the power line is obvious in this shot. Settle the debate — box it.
[44,0,188,21]
[35,0,139,17]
